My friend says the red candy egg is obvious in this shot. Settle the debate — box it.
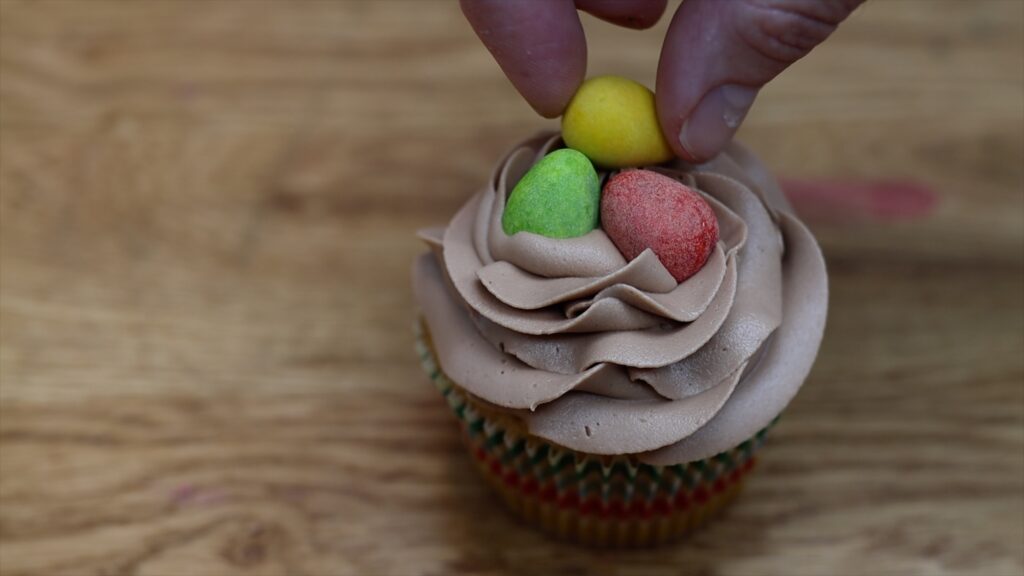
[600,170,718,282]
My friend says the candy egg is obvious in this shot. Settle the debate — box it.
[562,76,674,168]
[601,169,718,282]
[502,148,600,239]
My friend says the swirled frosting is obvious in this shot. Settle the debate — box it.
[413,133,828,464]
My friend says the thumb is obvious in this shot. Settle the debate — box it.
[656,0,863,162]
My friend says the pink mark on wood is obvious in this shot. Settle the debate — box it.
[780,178,939,224]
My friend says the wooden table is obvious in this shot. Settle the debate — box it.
[1,1,1022,574]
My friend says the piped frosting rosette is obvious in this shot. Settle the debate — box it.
[413,132,827,465]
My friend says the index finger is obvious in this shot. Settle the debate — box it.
[461,0,586,118]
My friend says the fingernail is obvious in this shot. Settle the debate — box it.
[679,85,759,161]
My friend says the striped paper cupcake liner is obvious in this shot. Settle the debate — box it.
[415,320,773,547]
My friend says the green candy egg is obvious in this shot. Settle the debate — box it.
[501,148,600,239]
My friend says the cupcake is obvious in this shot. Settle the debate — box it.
[412,130,828,547]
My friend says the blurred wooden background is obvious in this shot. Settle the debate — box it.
[1,1,1022,575]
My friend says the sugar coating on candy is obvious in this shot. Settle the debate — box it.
[561,76,674,169]
[502,148,600,239]
[601,170,719,282]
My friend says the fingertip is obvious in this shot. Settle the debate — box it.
[461,0,586,117]
[657,0,860,161]
[655,0,715,161]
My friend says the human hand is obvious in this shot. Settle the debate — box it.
[461,0,864,163]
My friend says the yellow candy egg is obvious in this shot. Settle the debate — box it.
[561,76,674,169]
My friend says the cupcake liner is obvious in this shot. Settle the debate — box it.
[415,319,773,547]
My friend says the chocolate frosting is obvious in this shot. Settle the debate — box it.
[412,133,828,464]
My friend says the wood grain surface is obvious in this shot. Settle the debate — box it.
[1,1,1022,575]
